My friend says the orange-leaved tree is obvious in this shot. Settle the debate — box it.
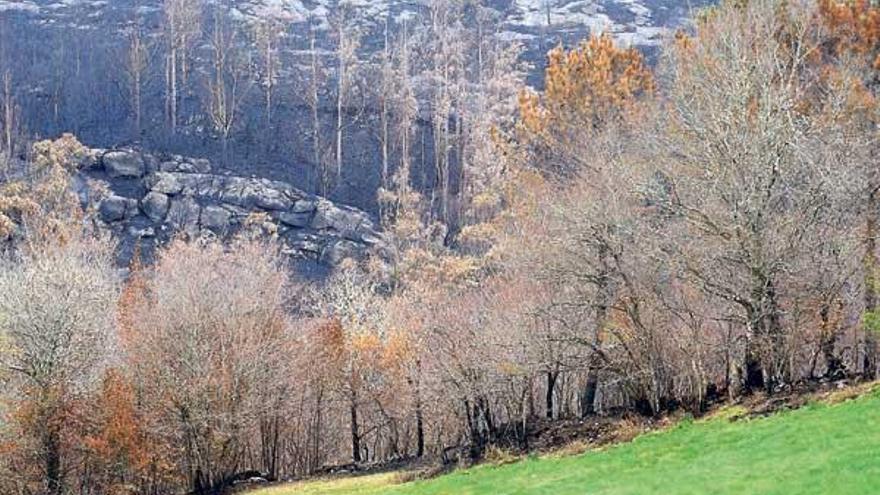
[820,0,880,69]
[518,33,654,175]
[82,370,179,495]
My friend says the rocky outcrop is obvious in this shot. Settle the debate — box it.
[76,148,388,268]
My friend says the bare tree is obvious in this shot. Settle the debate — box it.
[0,235,118,495]
[121,15,152,139]
[332,4,362,187]
[163,0,201,134]
[653,0,861,393]
[204,5,252,160]
[251,14,284,127]
[313,260,387,464]
[122,237,293,494]
[378,16,393,188]
[0,69,17,169]
[306,21,328,194]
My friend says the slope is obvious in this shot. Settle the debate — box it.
[252,386,880,495]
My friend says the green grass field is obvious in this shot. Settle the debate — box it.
[254,388,880,495]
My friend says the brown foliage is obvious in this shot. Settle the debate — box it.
[0,134,89,244]
[82,370,178,495]
[518,34,654,142]
[820,0,880,68]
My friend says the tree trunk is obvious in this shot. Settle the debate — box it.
[167,46,178,134]
[545,370,558,420]
[582,243,610,417]
[309,29,323,195]
[265,36,273,127]
[44,426,62,495]
[820,302,846,379]
[581,370,599,417]
[335,23,345,186]
[751,278,785,393]
[3,70,14,156]
[415,381,424,458]
[350,397,361,464]
[133,72,141,139]
[865,187,878,379]
[742,303,766,394]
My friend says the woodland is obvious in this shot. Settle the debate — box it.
[3,0,880,494]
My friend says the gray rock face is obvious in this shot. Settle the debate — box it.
[190,158,211,173]
[322,239,363,265]
[311,201,367,233]
[255,188,293,211]
[147,173,183,195]
[167,196,201,237]
[292,200,317,213]
[102,151,145,178]
[278,211,312,228]
[78,148,388,267]
[141,192,170,223]
[99,195,128,222]
[201,206,231,233]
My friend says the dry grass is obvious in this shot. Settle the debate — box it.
[544,438,594,458]
[252,472,397,495]
[482,445,522,466]
[824,380,880,405]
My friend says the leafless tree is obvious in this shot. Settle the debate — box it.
[163,0,201,134]
[123,238,293,493]
[204,5,253,160]
[121,15,153,139]
[251,14,284,127]
[0,235,119,495]
[332,4,362,187]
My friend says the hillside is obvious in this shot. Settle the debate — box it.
[4,1,880,494]
[0,0,713,212]
[252,386,880,495]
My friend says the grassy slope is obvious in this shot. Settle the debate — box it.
[254,389,880,495]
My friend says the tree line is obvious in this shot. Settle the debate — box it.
[4,0,880,494]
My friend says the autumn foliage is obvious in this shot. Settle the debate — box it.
[819,0,880,68]
[519,34,654,139]
[6,2,880,495]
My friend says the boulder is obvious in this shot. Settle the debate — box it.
[167,196,201,236]
[78,148,103,171]
[292,199,317,213]
[123,198,140,219]
[128,225,155,238]
[75,148,390,267]
[99,195,128,222]
[191,158,211,173]
[321,239,363,265]
[200,205,232,232]
[147,172,183,195]
[144,154,160,175]
[285,232,323,255]
[254,187,293,210]
[277,210,313,228]
[141,192,170,223]
[159,161,180,172]
[359,230,386,246]
[311,202,364,232]
[102,151,145,178]
[176,162,198,173]
[217,177,256,207]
